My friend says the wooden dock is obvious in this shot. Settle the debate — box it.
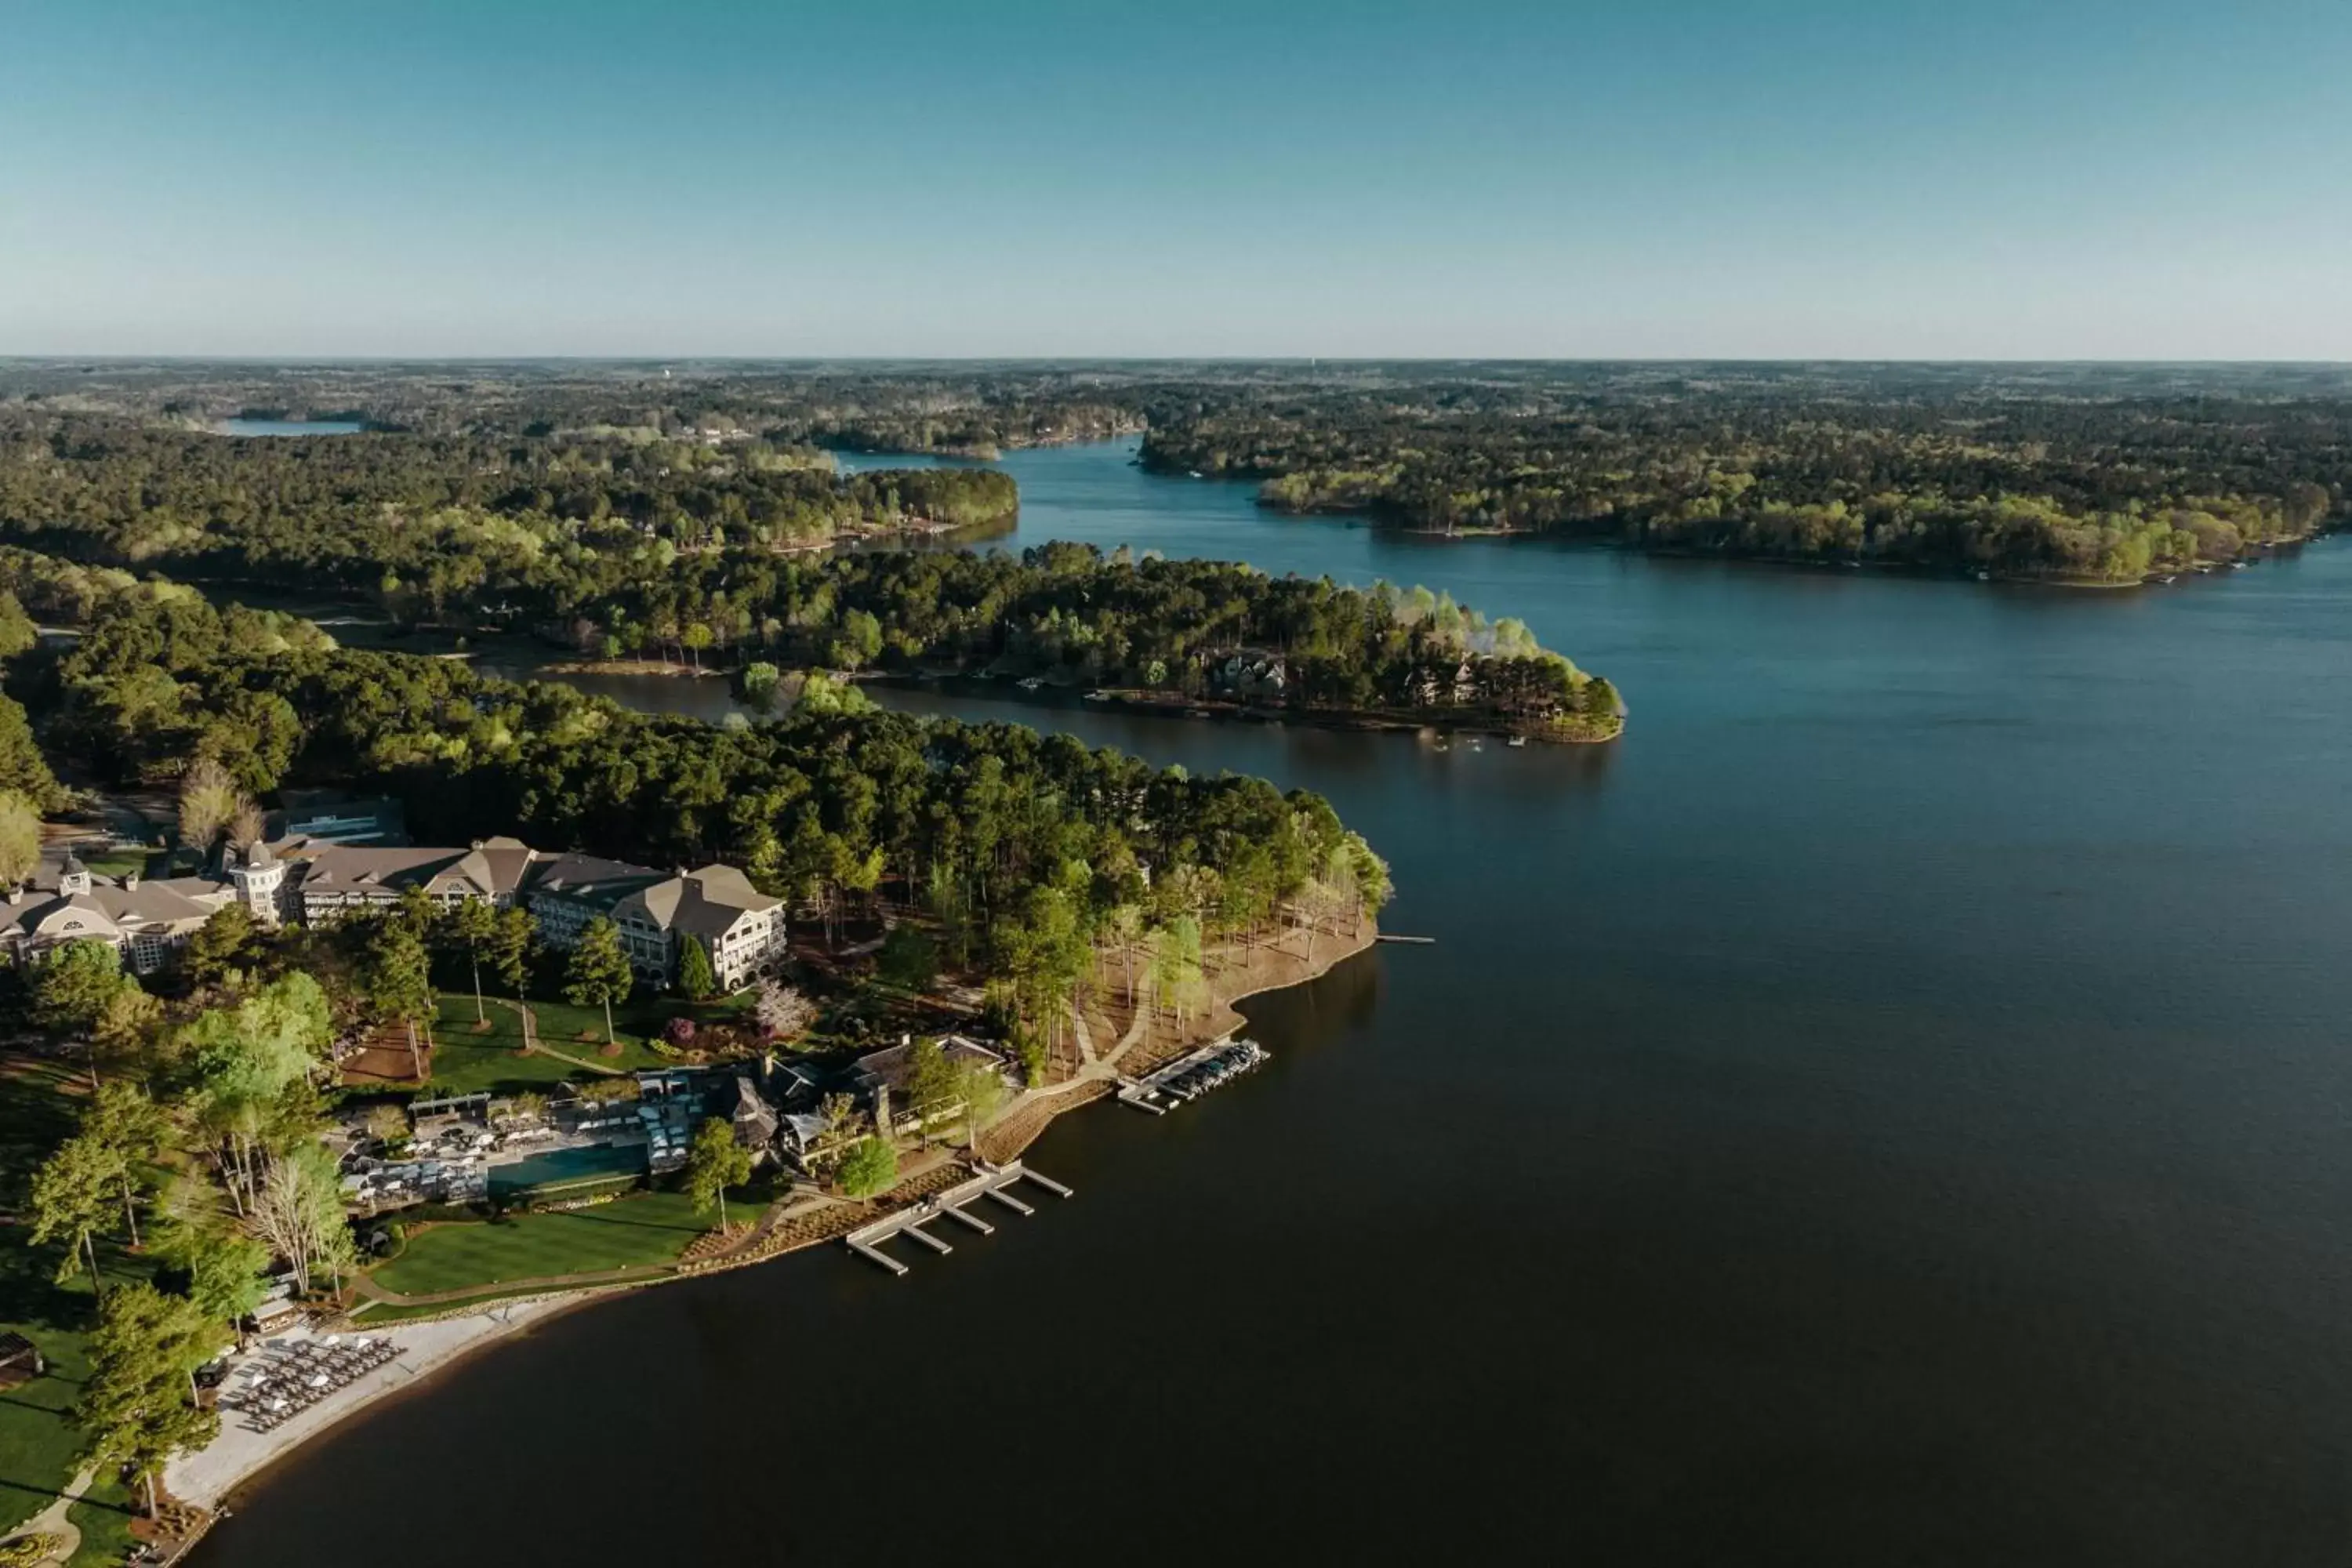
[843,1159,1072,1276]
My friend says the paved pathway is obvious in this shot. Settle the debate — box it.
[0,1468,93,1566]
[487,996,628,1075]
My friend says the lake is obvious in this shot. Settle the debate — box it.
[195,442,2352,1566]
[216,418,367,437]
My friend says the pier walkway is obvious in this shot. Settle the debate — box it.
[844,1159,1073,1276]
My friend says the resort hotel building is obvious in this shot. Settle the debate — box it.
[2,836,788,988]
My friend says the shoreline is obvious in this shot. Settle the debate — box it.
[162,916,1378,1520]
[876,673,1624,745]
[1240,503,2333,588]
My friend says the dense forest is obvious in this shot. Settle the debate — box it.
[0,415,1018,619]
[576,543,1621,739]
[1137,365,2350,582]
[1,553,1392,978]
[16,358,2342,587]
[0,410,1624,739]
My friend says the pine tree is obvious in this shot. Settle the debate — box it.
[0,694,61,811]
[74,1283,220,1517]
[565,916,633,1043]
[0,787,41,887]
[675,934,716,1000]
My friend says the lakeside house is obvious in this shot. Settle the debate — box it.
[3,834,789,989]
[851,1034,1012,1138]
[1208,648,1289,702]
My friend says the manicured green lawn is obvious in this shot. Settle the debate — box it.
[515,997,669,1072]
[0,1057,132,1537]
[425,996,591,1095]
[369,1191,711,1297]
[67,1475,141,1567]
[78,846,151,879]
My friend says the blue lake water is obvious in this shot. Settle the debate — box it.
[201,441,2352,1566]
[216,418,366,437]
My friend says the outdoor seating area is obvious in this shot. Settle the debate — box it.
[342,1151,489,1212]
[218,1335,403,1432]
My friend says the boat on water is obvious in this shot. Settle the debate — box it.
[1188,470,1203,479]
[1507,735,1527,748]
[1016,676,1044,691]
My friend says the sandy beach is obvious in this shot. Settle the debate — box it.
[165,1298,582,1509]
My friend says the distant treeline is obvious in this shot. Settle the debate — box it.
[0,416,1016,619]
[1136,369,2348,582]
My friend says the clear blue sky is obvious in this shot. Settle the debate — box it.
[3,0,2346,358]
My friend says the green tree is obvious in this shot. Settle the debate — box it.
[154,1187,272,1341]
[1148,917,1206,1022]
[903,1036,958,1139]
[0,695,62,811]
[0,786,40,887]
[564,916,633,1043]
[675,934,716,1000]
[740,660,782,710]
[445,897,497,1023]
[74,1282,221,1516]
[28,1131,118,1290]
[835,1134,897,1199]
[876,924,937,995]
[795,670,876,716]
[0,588,35,661]
[953,1061,1005,1149]
[684,1116,754,1232]
[488,904,537,996]
[183,902,256,989]
[365,918,434,1080]
[89,981,164,1083]
[34,938,133,1066]
[84,1080,166,1250]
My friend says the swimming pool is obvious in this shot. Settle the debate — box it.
[488,1142,648,1197]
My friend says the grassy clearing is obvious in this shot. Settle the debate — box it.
[368,1191,710,1298]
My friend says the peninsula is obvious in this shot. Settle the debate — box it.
[0,554,1388,1559]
